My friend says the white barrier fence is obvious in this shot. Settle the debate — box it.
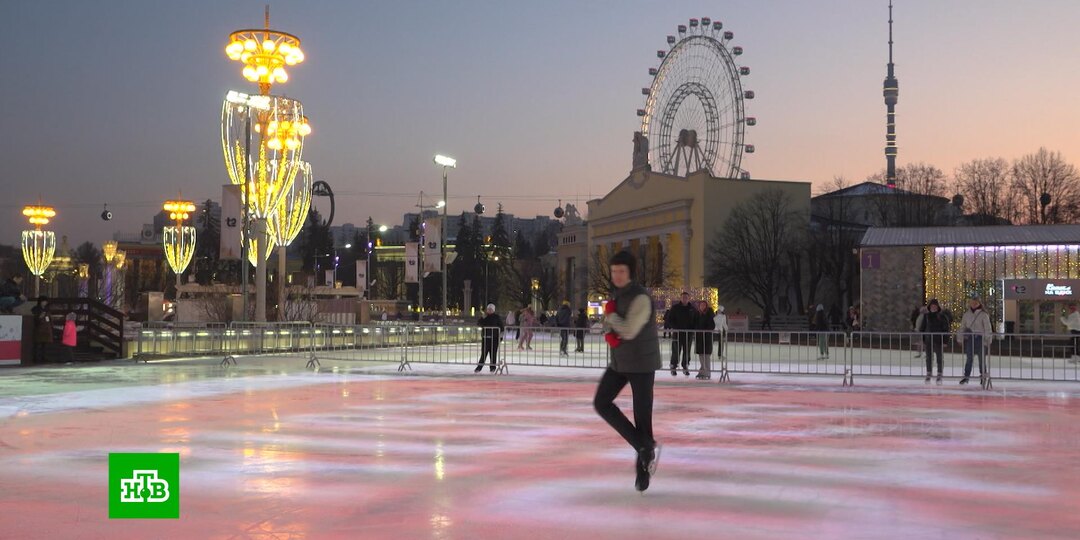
[133,323,1080,388]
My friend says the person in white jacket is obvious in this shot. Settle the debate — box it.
[713,305,729,360]
[1060,303,1080,362]
[958,296,993,385]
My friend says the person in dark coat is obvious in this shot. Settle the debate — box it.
[693,301,716,379]
[475,304,505,373]
[919,298,951,384]
[594,250,662,492]
[666,292,697,376]
[574,307,588,352]
[555,301,573,356]
[814,304,830,360]
[31,296,52,363]
[0,275,26,314]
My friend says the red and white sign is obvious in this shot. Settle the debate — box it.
[728,314,750,333]
[0,316,22,365]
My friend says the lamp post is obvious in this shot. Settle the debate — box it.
[21,205,57,298]
[366,225,388,299]
[485,254,499,303]
[162,198,197,293]
[434,154,456,320]
[222,8,309,322]
[415,193,444,316]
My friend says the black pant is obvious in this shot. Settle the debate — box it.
[593,368,655,451]
[670,335,690,369]
[923,335,944,374]
[33,342,47,363]
[477,338,499,367]
[575,330,585,351]
[559,330,569,353]
[1072,330,1080,357]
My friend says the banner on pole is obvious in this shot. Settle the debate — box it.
[325,270,335,288]
[423,218,442,274]
[356,261,367,297]
[405,242,419,283]
[220,185,242,260]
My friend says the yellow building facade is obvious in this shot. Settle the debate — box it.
[586,168,811,306]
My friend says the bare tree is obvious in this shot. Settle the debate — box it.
[588,248,615,300]
[503,256,538,310]
[953,157,1019,224]
[535,263,560,312]
[706,190,801,326]
[867,163,951,227]
[813,176,863,310]
[1011,148,1080,224]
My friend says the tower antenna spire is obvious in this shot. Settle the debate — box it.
[883,1,899,188]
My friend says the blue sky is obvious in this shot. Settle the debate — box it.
[2,0,1079,245]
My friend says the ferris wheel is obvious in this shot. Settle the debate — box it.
[637,17,755,179]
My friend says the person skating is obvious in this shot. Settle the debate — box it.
[958,296,993,385]
[813,304,829,360]
[667,292,696,376]
[713,305,729,361]
[517,306,536,350]
[693,301,716,379]
[574,307,588,352]
[1060,304,1080,363]
[556,301,572,356]
[593,250,661,492]
[505,309,517,341]
[919,299,950,384]
[475,304,504,373]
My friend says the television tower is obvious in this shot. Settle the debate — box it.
[883,1,899,188]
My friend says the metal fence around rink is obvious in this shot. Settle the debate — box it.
[133,322,1080,387]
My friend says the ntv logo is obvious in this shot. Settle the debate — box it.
[109,453,180,519]
[120,470,170,503]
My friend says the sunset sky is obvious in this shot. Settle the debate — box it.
[2,0,1078,245]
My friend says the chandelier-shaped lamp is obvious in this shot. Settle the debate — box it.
[222,94,310,220]
[21,205,57,282]
[162,199,197,285]
[102,240,118,264]
[224,6,305,95]
[269,161,312,247]
[222,7,309,323]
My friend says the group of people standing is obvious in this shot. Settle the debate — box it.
[911,296,992,385]
[662,292,728,380]
[474,302,595,373]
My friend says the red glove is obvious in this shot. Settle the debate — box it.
[604,300,617,315]
[605,332,622,348]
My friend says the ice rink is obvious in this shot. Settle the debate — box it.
[2,354,1080,539]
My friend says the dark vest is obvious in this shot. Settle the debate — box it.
[610,283,661,373]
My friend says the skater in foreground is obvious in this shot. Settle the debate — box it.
[593,250,662,492]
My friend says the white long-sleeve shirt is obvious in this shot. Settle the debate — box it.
[713,312,728,333]
[1061,311,1080,332]
[960,308,993,341]
[605,295,653,340]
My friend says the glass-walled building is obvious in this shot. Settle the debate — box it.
[860,225,1080,333]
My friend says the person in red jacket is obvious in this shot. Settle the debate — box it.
[594,250,662,492]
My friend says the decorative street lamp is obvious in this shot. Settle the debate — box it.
[162,198,197,290]
[224,7,305,96]
[21,204,57,297]
[221,7,310,322]
[434,154,456,320]
[102,240,118,264]
[269,161,312,320]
